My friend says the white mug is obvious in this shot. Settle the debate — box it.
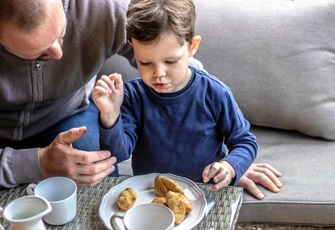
[0,195,52,230]
[111,203,175,230]
[26,176,77,225]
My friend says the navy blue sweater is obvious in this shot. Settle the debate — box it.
[99,67,257,184]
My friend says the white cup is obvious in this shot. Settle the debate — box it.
[0,195,52,230]
[111,203,175,230]
[26,177,77,225]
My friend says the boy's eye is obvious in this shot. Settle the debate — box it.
[166,60,177,64]
[139,61,151,66]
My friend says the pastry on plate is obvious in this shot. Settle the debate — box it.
[151,197,168,206]
[166,191,187,225]
[117,187,137,210]
[154,175,184,197]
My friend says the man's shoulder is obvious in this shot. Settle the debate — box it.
[68,0,129,20]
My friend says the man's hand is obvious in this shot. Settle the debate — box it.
[38,126,116,187]
[236,163,282,200]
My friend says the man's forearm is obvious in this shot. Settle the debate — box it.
[0,147,43,188]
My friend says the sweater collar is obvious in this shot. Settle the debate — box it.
[145,66,200,104]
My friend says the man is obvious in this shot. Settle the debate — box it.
[0,0,125,188]
[0,0,281,199]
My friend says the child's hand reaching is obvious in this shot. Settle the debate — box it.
[202,161,236,191]
[92,73,124,129]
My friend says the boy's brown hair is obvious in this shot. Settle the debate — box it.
[126,0,196,45]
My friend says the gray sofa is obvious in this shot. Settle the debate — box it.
[99,0,335,227]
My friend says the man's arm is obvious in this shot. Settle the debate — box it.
[0,147,43,188]
[38,127,117,188]
[0,127,117,188]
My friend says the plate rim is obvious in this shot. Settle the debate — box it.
[98,173,207,230]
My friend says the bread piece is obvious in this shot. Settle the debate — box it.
[154,175,184,197]
[177,192,193,214]
[165,190,193,213]
[151,197,168,207]
[117,188,137,210]
[166,191,186,225]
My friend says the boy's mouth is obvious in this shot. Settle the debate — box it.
[153,83,166,89]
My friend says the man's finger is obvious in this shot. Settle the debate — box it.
[73,151,113,164]
[56,126,87,145]
[75,155,116,172]
[76,165,115,187]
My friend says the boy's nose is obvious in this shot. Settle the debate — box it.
[153,65,166,78]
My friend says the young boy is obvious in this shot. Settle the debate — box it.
[92,0,257,191]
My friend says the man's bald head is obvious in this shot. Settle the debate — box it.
[0,0,66,60]
[0,0,56,35]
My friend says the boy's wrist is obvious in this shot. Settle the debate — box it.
[99,111,120,129]
[219,160,236,179]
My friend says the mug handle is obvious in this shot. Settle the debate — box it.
[110,212,126,230]
[26,183,37,195]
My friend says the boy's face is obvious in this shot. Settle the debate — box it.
[131,31,199,93]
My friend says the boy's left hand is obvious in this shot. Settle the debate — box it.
[202,161,235,191]
[92,73,124,128]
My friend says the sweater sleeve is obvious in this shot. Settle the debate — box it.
[215,87,258,185]
[99,84,143,163]
[0,147,43,188]
[98,114,137,164]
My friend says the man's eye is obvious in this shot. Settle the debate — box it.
[58,38,64,47]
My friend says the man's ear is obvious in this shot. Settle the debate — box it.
[189,35,201,57]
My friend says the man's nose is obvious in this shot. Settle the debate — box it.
[45,40,63,60]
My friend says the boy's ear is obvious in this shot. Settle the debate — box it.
[189,35,201,57]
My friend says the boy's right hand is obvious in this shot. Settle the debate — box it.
[202,161,235,191]
[92,73,124,128]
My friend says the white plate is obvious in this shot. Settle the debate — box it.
[99,173,207,230]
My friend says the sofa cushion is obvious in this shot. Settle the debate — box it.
[193,0,335,140]
[238,126,335,225]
